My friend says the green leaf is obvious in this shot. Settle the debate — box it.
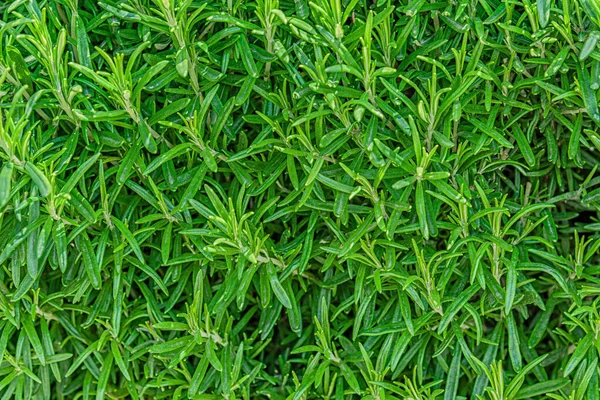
[564,334,593,376]
[76,231,101,289]
[0,162,14,207]
[24,161,51,197]
[438,284,480,334]
[60,152,100,195]
[21,318,46,366]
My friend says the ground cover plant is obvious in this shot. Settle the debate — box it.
[2,0,600,398]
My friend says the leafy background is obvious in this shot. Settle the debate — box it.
[1,0,600,398]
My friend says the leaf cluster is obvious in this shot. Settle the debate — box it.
[1,0,600,399]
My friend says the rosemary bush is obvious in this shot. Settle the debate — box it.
[1,0,600,398]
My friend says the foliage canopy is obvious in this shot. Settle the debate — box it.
[1,0,600,399]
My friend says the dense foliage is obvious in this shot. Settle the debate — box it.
[2,0,600,398]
